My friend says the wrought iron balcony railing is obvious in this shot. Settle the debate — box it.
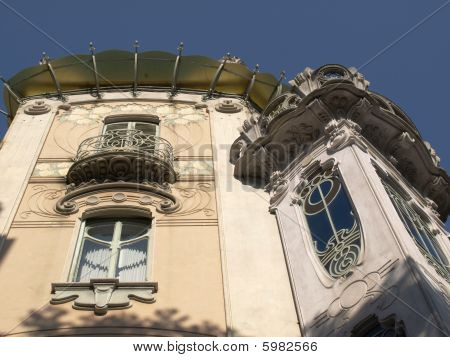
[67,129,177,187]
[75,129,173,162]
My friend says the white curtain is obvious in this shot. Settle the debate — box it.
[117,239,148,281]
[76,240,110,282]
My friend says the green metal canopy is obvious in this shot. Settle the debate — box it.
[3,49,287,118]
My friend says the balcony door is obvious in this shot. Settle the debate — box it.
[102,119,159,155]
[103,121,158,136]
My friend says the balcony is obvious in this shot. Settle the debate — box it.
[66,129,177,187]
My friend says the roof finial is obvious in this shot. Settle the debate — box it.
[89,42,101,98]
[133,41,140,96]
[39,52,50,65]
[177,42,184,55]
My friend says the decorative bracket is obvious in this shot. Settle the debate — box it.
[325,119,365,153]
[51,279,158,315]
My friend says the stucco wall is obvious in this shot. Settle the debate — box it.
[209,99,300,336]
[0,95,227,336]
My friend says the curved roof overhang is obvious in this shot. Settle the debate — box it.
[3,50,287,118]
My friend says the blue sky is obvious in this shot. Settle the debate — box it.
[0,1,448,179]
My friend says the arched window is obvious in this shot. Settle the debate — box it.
[382,180,450,281]
[298,166,362,278]
[71,212,152,282]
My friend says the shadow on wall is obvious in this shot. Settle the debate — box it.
[304,257,449,337]
[0,237,15,268]
[1,306,228,337]
[0,203,16,268]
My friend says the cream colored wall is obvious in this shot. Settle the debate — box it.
[0,92,301,337]
[0,95,226,336]
[0,103,58,252]
[208,99,300,336]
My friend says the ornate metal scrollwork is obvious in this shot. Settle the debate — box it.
[67,129,177,187]
[297,167,362,279]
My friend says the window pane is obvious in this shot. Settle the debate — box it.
[120,219,150,241]
[85,220,115,242]
[76,239,110,282]
[382,180,450,278]
[301,171,362,278]
[135,122,157,136]
[117,239,148,281]
[104,122,128,133]
[328,188,355,232]
[305,211,334,252]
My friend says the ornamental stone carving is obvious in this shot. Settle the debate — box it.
[51,279,158,315]
[289,64,369,97]
[312,259,399,335]
[424,141,441,167]
[265,171,289,210]
[230,64,450,219]
[56,181,180,215]
[260,93,302,130]
[325,119,364,153]
[215,99,242,113]
[24,100,51,115]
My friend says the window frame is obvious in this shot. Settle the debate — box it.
[102,115,160,137]
[381,178,450,281]
[294,160,364,282]
[68,206,154,283]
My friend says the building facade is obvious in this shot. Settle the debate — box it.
[0,49,448,336]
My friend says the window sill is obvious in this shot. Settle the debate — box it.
[50,279,158,315]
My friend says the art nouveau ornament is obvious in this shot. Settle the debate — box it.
[296,164,363,279]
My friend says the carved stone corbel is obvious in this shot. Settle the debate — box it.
[306,99,334,124]
[424,141,441,167]
[347,97,372,124]
[324,119,364,153]
[51,279,158,315]
[289,67,319,96]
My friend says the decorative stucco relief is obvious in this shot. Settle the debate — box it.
[47,102,208,158]
[311,259,399,336]
[163,121,208,157]
[20,185,67,219]
[18,181,216,221]
[169,182,215,217]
